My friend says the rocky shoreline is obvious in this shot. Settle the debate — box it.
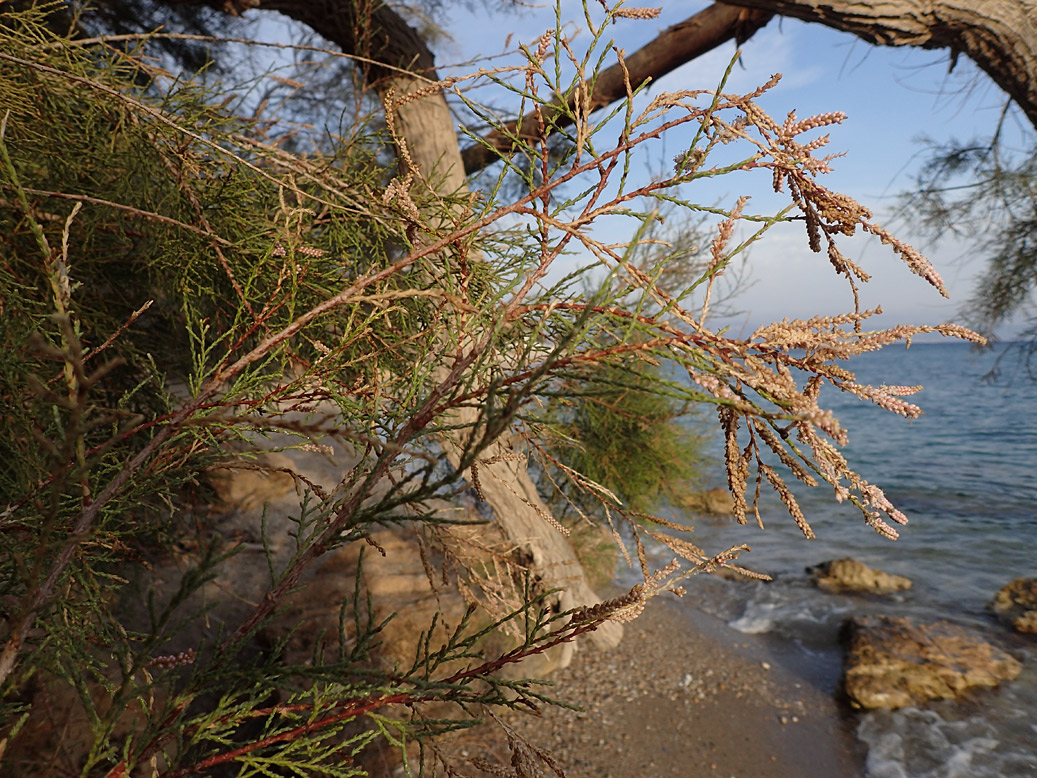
[434,564,1036,778]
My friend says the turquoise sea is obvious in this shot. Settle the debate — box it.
[666,342,1037,777]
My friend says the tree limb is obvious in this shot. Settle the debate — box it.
[461,4,774,175]
[253,0,439,83]
[720,0,1037,130]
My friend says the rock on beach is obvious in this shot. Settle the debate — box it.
[989,577,1037,634]
[808,557,912,595]
[674,487,736,516]
[841,615,1022,710]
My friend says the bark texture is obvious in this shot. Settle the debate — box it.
[721,0,1037,129]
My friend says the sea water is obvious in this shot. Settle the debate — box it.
[670,342,1037,777]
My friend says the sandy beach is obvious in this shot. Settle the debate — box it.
[445,594,865,777]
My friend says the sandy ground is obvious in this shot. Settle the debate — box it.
[435,595,865,778]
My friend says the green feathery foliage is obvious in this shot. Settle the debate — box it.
[536,359,705,515]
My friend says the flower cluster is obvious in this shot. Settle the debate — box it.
[147,649,196,671]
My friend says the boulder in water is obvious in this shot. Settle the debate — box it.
[841,615,1022,710]
[989,577,1037,635]
[676,488,734,517]
[808,557,912,595]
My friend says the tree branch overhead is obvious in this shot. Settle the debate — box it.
[461,4,775,175]
[720,0,1037,129]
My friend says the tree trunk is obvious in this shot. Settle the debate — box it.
[257,0,466,186]
[245,0,623,653]
[720,1,1037,129]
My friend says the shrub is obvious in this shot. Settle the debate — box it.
[0,3,982,775]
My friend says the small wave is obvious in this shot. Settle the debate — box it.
[728,601,777,634]
[726,584,850,638]
[859,707,1036,778]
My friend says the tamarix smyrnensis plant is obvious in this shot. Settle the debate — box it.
[0,2,981,776]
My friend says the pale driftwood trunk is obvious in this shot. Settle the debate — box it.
[381,71,624,655]
[721,1,1037,129]
[253,0,624,654]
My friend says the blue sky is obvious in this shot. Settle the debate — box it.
[431,1,1028,339]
